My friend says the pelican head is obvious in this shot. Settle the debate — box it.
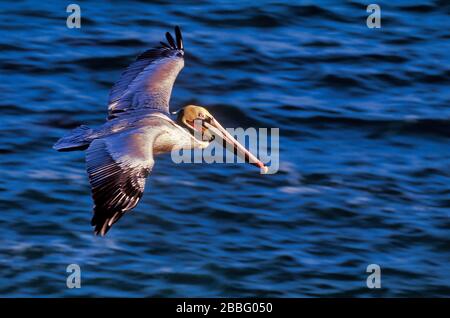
[176,105,215,141]
[176,104,268,172]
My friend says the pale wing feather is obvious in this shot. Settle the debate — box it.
[107,58,153,107]
[108,54,184,117]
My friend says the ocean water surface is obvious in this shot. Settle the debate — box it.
[0,0,449,297]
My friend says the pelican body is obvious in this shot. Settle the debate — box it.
[54,26,267,236]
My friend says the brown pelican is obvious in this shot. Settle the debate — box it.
[54,26,267,236]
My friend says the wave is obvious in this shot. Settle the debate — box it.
[280,116,450,138]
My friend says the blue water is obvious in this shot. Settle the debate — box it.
[0,0,449,297]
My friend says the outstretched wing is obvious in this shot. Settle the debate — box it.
[107,26,184,119]
[86,127,158,236]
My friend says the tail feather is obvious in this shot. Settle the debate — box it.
[53,125,93,152]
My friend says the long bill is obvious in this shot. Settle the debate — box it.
[204,118,269,174]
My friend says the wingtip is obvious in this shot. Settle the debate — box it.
[159,26,183,51]
[93,224,109,236]
[91,215,109,236]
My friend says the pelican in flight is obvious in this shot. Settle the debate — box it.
[54,26,267,236]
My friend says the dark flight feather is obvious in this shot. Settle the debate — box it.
[165,31,176,49]
[175,25,183,50]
